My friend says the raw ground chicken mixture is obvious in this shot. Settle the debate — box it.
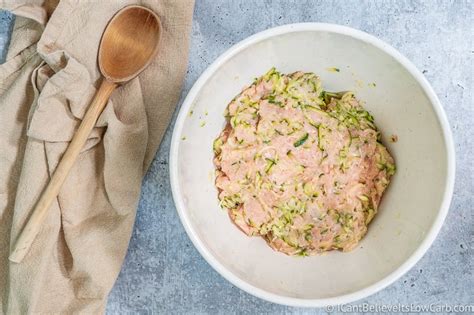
[213,68,395,256]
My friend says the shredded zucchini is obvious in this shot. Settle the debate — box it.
[294,133,309,147]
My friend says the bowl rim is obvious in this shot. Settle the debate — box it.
[169,23,455,307]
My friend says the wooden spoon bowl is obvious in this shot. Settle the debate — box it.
[100,6,161,82]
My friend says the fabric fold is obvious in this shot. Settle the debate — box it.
[27,52,102,143]
[0,0,195,313]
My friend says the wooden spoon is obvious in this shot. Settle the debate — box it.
[10,5,161,263]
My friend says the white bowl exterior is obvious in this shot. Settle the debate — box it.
[170,24,455,307]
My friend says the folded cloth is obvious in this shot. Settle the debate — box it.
[0,0,194,313]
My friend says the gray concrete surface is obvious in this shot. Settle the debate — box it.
[0,8,12,62]
[1,0,473,313]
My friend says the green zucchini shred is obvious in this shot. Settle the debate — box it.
[294,133,309,147]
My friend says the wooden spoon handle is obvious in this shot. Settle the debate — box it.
[9,79,117,263]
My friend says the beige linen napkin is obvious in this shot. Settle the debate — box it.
[0,0,194,313]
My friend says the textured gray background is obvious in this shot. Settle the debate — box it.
[1,0,473,314]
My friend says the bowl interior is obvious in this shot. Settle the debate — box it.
[173,29,448,300]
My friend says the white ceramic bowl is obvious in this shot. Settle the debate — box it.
[169,23,455,307]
